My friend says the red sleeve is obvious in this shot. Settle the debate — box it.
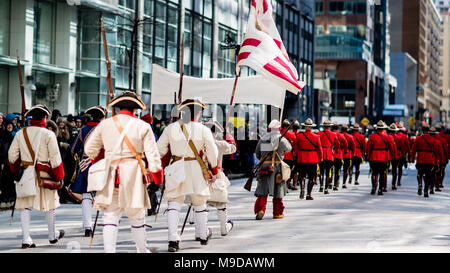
[50,163,65,181]
[149,169,164,185]
[8,159,21,173]
[410,139,417,162]
[316,137,323,161]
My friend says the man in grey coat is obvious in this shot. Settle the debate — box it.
[253,120,292,220]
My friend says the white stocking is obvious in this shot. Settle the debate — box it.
[130,219,149,253]
[103,213,119,253]
[20,209,33,244]
[45,209,59,241]
[82,193,93,230]
[167,201,181,242]
[194,204,208,240]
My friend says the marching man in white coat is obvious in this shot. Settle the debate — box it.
[157,98,219,252]
[8,105,66,248]
[85,91,163,253]
[203,121,236,238]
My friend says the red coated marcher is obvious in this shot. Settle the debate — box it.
[318,120,339,194]
[367,121,396,195]
[350,123,366,185]
[430,127,445,193]
[331,122,348,190]
[294,118,323,200]
[341,125,356,188]
[435,124,449,188]
[280,119,297,190]
[394,123,410,187]
[387,124,400,191]
[410,124,442,198]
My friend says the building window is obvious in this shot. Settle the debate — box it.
[33,0,56,64]
[329,1,366,15]
[0,66,8,113]
[315,1,323,15]
[0,0,10,56]
[218,27,237,78]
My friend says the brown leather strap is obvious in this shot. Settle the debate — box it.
[172,156,196,162]
[112,116,148,177]
[179,122,211,179]
[23,128,43,187]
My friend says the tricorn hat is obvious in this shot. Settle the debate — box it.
[322,119,332,127]
[109,91,146,110]
[375,120,388,129]
[178,98,206,111]
[85,105,107,118]
[204,120,225,133]
[25,104,51,117]
[301,118,316,127]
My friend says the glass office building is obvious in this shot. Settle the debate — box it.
[0,0,314,121]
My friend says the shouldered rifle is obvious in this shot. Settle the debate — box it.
[100,17,115,116]
[244,121,295,192]
[17,51,26,124]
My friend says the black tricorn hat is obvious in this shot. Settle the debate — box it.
[85,105,108,118]
[108,91,146,110]
[25,104,51,117]
[177,98,206,111]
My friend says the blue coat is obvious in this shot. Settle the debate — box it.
[69,123,99,193]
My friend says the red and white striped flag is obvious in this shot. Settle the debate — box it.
[237,0,305,94]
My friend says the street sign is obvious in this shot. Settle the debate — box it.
[407,116,416,125]
[361,117,370,126]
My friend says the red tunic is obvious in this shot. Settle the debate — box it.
[342,132,356,159]
[294,130,323,163]
[387,134,399,160]
[318,130,339,161]
[410,133,441,164]
[367,131,395,162]
[332,131,348,159]
[281,128,296,161]
[439,131,450,158]
[351,132,366,158]
[431,135,445,165]
[394,132,410,159]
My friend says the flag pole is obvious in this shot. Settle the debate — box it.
[224,74,240,134]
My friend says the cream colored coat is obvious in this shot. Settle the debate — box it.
[157,121,219,200]
[85,114,162,210]
[8,126,62,212]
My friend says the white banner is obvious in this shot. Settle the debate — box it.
[151,64,286,108]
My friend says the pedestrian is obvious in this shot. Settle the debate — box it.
[55,118,74,204]
[341,124,356,189]
[85,91,163,253]
[367,121,395,195]
[349,123,366,185]
[331,122,348,191]
[5,113,20,137]
[253,119,291,219]
[294,118,322,200]
[69,106,107,237]
[203,120,236,237]
[318,120,339,194]
[157,98,219,252]
[7,104,65,248]
[0,120,16,205]
[51,109,62,123]
[280,120,297,190]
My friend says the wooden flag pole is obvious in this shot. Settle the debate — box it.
[100,17,116,116]
[17,50,26,123]
[224,74,240,135]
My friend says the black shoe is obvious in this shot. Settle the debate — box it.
[324,190,329,195]
[50,230,65,244]
[84,229,92,237]
[424,192,429,198]
[168,241,180,252]
[435,188,442,192]
[21,243,36,249]
[430,190,434,194]
[319,187,324,192]
[370,189,376,195]
[392,185,397,190]
[333,187,338,191]
[200,228,212,245]
[378,191,383,196]
[355,182,359,185]
[342,184,347,189]
[299,191,305,199]
[397,183,401,186]
[195,237,201,241]
[306,195,313,200]
[147,209,156,216]
[382,188,387,192]
[418,188,422,196]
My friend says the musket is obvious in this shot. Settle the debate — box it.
[17,51,26,123]
[177,32,185,105]
[100,17,115,116]
[244,121,295,192]
[9,199,16,225]
[89,210,100,249]
[180,205,192,237]
[154,182,165,222]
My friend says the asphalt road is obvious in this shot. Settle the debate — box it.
[0,163,449,253]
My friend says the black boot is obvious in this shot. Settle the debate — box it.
[49,230,65,244]
[168,241,180,252]
[299,177,305,199]
[306,180,314,200]
[417,175,423,196]
[371,174,378,195]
